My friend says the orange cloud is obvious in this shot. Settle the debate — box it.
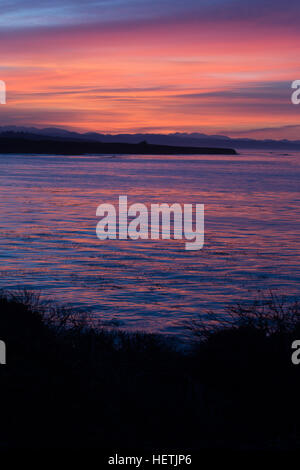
[1,11,300,137]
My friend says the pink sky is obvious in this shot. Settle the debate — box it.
[1,0,300,139]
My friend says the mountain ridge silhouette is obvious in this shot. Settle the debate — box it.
[0,126,299,151]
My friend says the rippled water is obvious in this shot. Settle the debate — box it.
[0,151,299,335]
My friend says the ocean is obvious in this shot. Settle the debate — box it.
[0,150,299,335]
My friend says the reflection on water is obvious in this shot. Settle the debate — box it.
[0,151,299,334]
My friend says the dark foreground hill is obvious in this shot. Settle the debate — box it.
[0,290,300,450]
[0,132,236,155]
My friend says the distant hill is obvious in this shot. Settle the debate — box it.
[0,126,299,151]
[0,131,236,155]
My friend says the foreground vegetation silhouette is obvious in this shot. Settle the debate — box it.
[0,290,299,449]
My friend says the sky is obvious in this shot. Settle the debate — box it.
[0,0,300,139]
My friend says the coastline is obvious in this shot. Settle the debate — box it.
[0,134,237,155]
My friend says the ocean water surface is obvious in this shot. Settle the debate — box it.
[0,150,299,334]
